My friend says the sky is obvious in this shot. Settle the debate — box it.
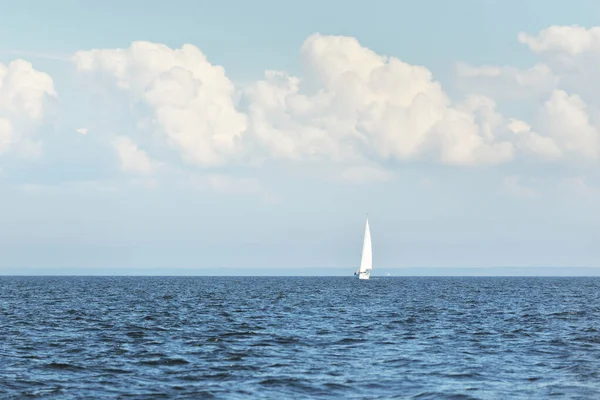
[2,0,600,275]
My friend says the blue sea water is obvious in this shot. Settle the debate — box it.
[1,276,599,399]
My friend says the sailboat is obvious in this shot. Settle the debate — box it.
[354,216,372,280]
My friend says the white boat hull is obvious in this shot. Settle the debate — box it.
[356,270,371,280]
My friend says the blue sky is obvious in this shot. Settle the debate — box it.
[1,1,600,275]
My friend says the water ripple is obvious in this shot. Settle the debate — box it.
[1,276,600,398]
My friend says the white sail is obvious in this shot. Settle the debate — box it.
[356,217,372,279]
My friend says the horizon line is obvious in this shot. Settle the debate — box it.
[3,274,600,277]
[3,266,600,277]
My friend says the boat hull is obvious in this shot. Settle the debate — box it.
[356,271,371,280]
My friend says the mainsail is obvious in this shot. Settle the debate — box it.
[357,217,372,278]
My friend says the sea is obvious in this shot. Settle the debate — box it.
[1,276,599,399]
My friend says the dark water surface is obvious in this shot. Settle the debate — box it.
[1,277,600,399]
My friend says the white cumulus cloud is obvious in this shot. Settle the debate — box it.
[70,29,600,187]
[455,25,600,165]
[506,118,563,160]
[72,35,520,175]
[456,62,558,100]
[0,59,56,158]
[535,90,600,160]
[112,136,155,175]
[244,33,515,168]
[73,41,247,168]
[518,25,600,55]
[517,26,600,104]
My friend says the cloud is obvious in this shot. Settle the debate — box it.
[0,118,12,153]
[0,59,56,159]
[73,35,521,180]
[535,90,600,160]
[517,26,600,103]
[518,25,600,55]
[502,176,539,198]
[112,136,155,175]
[201,174,261,194]
[187,173,280,203]
[72,42,247,168]
[337,165,395,184]
[455,25,600,166]
[506,118,562,160]
[62,27,600,194]
[456,62,558,100]
[244,34,516,168]
[435,95,514,166]
[76,127,88,135]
